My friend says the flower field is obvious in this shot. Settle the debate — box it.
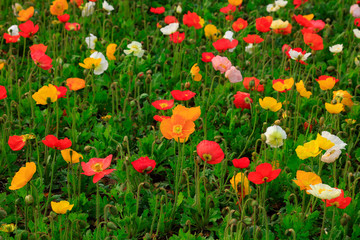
[1,0,360,239]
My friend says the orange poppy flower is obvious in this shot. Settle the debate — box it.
[17,7,34,22]
[172,105,201,121]
[160,114,195,143]
[66,78,86,91]
[303,33,323,51]
[50,0,69,16]
[232,18,248,32]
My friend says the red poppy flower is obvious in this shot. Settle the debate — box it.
[169,32,185,43]
[243,34,264,44]
[171,90,196,101]
[19,20,39,38]
[164,16,178,24]
[233,157,250,168]
[293,15,313,28]
[212,38,238,52]
[57,14,70,23]
[3,33,20,43]
[152,99,174,110]
[183,11,203,29]
[70,0,83,7]
[256,16,273,32]
[30,44,47,53]
[322,189,351,209]
[65,22,81,31]
[131,156,156,174]
[220,4,236,14]
[316,75,339,83]
[248,163,281,184]
[153,115,171,122]
[31,51,53,70]
[81,154,116,183]
[301,28,314,34]
[0,86,7,100]
[243,77,264,92]
[200,52,214,63]
[55,86,67,99]
[196,140,225,165]
[303,122,313,133]
[234,92,252,110]
[274,24,292,35]
[42,135,72,150]
[226,15,234,21]
[8,135,26,151]
[309,20,325,33]
[232,18,248,32]
[150,7,165,14]
[303,33,323,51]
[293,0,308,9]
[355,18,360,27]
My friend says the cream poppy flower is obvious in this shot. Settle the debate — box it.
[275,0,288,7]
[321,147,341,163]
[124,41,145,58]
[8,25,19,36]
[160,23,179,35]
[353,29,360,39]
[264,125,287,148]
[89,51,108,75]
[288,49,311,62]
[266,3,280,12]
[223,31,236,52]
[270,19,289,29]
[82,2,96,17]
[103,1,114,15]
[85,33,97,50]
[306,184,341,200]
[320,131,347,150]
[329,44,343,53]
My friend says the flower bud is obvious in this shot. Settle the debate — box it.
[340,213,351,226]
[274,120,281,125]
[0,208,7,218]
[106,221,118,230]
[261,134,266,141]
[185,82,191,89]
[25,195,34,205]
[84,145,92,152]
[243,216,252,225]
[251,200,258,207]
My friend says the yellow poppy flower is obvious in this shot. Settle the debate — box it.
[273,78,294,92]
[228,0,243,6]
[292,170,322,191]
[325,103,344,114]
[295,140,321,160]
[32,84,58,105]
[51,201,74,214]
[259,97,282,112]
[303,14,314,20]
[0,223,16,233]
[333,90,353,107]
[318,77,336,90]
[315,134,334,150]
[61,149,83,164]
[190,63,202,81]
[9,162,36,190]
[79,57,101,69]
[295,80,312,98]
[106,43,117,60]
[230,172,251,198]
[204,24,221,41]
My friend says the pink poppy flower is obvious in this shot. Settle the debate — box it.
[211,55,232,74]
[81,154,116,183]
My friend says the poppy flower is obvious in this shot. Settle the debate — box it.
[169,32,185,43]
[287,48,311,65]
[124,41,145,58]
[55,86,67,98]
[234,91,252,110]
[322,189,351,209]
[50,0,69,16]
[32,84,58,105]
[264,126,287,148]
[225,66,242,83]
[0,86,7,100]
[190,63,202,81]
[106,43,117,60]
[316,75,338,90]
[3,33,20,43]
[308,20,325,33]
[204,24,221,41]
[81,154,116,183]
[9,162,36,190]
[31,51,53,70]
[171,90,196,101]
[42,135,72,150]
[61,149,83,164]
[295,140,321,159]
[243,34,264,44]
[65,22,81,31]
[243,77,264,92]
[66,78,86,91]
[17,6,34,21]
[183,11,204,29]
[172,105,201,121]
[333,90,353,107]
[70,0,83,7]
[103,0,114,15]
[293,0,308,9]
[229,0,243,6]
[196,140,225,165]
[201,52,215,62]
[57,14,70,23]
[8,135,26,151]
[259,97,282,112]
[232,18,248,32]
[303,33,323,51]
[213,38,239,52]
[30,44,47,53]
[79,52,108,75]
[256,16,273,32]
[230,172,252,199]
[152,99,174,110]
[131,156,156,173]
[274,23,292,35]
[150,7,165,14]
[233,157,250,168]
[153,115,171,122]
[294,15,313,28]
[295,80,312,98]
[325,103,344,114]
[293,170,322,191]
[273,78,294,92]
[306,184,341,200]
[248,163,281,184]
[355,18,360,27]
[226,15,234,21]
[220,4,236,14]
[211,55,232,73]
[0,223,16,233]
[164,16,178,24]
[51,201,74,214]
[160,114,195,143]
[19,20,39,38]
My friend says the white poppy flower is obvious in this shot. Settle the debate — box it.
[329,44,343,53]
[306,184,341,200]
[321,131,347,150]
[176,5,182,14]
[160,23,179,35]
[353,29,360,39]
[85,33,97,50]
[82,2,96,17]
[266,4,280,12]
[288,49,311,62]
[275,0,288,7]
[103,1,114,15]
[245,44,254,54]
[8,25,19,36]
[264,125,287,148]
[89,51,108,75]
[124,41,145,58]
[321,147,342,163]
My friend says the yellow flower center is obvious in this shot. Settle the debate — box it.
[173,125,182,134]
[203,154,212,162]
[92,163,103,172]
[159,103,168,108]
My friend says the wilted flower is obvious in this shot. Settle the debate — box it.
[264,126,287,148]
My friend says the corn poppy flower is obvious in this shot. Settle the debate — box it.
[204,24,221,41]
[51,201,74,214]
[293,170,322,191]
[196,140,225,165]
[160,114,195,143]
[322,189,351,209]
[153,115,171,122]
[225,66,242,83]
[248,163,281,184]
[0,86,7,100]
[17,6,34,21]
[152,99,174,110]
[293,0,308,9]
[30,44,47,53]
[230,172,252,199]
[212,38,238,52]
[316,75,338,90]
[131,156,156,173]
[294,15,313,28]
[61,149,83,164]
[32,84,58,105]
[256,16,273,32]
[233,157,250,168]
[232,18,248,32]
[307,184,341,200]
[201,52,215,62]
[65,22,81,31]
[234,91,252,110]
[171,90,196,101]
[19,20,39,38]
[211,55,232,73]
[220,4,236,14]
[190,63,202,81]
[164,16,178,24]
[172,105,201,121]
[243,34,264,44]
[355,18,360,27]
[243,77,264,92]
[303,33,323,51]
[42,135,72,150]
[183,11,204,29]
[169,32,185,43]
[57,14,70,23]
[106,43,117,60]
[295,80,312,98]
[81,154,116,183]
[150,6,165,14]
[9,162,36,190]
[50,0,69,16]
[66,78,86,91]
[325,103,344,114]
[333,90,353,107]
[229,0,243,6]
[55,85,67,98]
[272,78,294,92]
[3,33,20,43]
[259,97,282,112]
[8,135,26,151]
[295,140,322,159]
[31,51,53,70]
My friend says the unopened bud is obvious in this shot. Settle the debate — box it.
[25,195,34,205]
[84,146,92,152]
[107,221,117,230]
[274,120,281,125]
[185,82,191,89]
[261,134,266,141]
